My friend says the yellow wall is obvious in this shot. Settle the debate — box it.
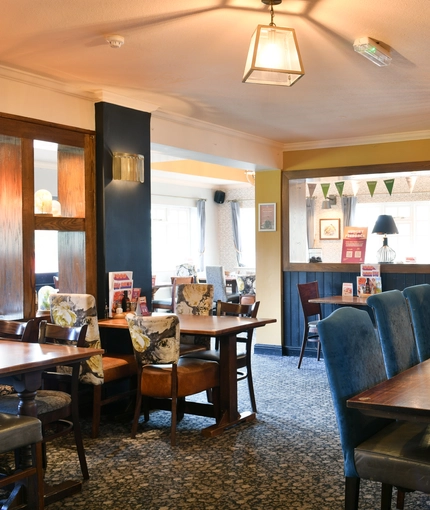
[255,170,282,346]
[283,139,430,170]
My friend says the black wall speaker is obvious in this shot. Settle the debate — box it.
[214,190,225,204]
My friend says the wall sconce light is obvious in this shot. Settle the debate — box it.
[245,170,256,186]
[372,214,399,263]
[34,189,53,214]
[52,200,62,217]
[112,152,145,183]
[321,195,337,209]
[242,0,304,87]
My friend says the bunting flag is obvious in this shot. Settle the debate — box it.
[384,179,395,196]
[307,183,317,197]
[367,181,377,197]
[321,183,330,199]
[406,176,417,193]
[335,181,344,196]
[350,180,360,197]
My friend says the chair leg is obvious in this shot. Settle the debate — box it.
[297,329,309,369]
[91,384,102,439]
[131,390,142,439]
[246,361,257,413]
[345,476,360,510]
[170,364,178,446]
[316,340,322,362]
[73,417,89,480]
[396,488,406,509]
[381,483,393,510]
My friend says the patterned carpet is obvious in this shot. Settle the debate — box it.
[42,354,430,510]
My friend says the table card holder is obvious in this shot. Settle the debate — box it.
[342,283,353,297]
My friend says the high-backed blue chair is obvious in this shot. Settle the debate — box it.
[403,283,430,361]
[367,290,419,378]
[317,306,430,510]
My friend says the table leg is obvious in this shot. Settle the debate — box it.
[201,332,255,437]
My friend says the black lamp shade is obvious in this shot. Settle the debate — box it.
[372,215,399,235]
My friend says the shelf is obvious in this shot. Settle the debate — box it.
[34,216,85,232]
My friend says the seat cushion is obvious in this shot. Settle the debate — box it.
[355,421,430,494]
[182,348,246,363]
[0,413,42,452]
[102,354,137,383]
[140,358,219,398]
[0,390,71,416]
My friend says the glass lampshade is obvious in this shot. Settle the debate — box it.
[34,189,53,214]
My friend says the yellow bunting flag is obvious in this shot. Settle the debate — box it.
[367,181,377,197]
[307,183,317,197]
[335,182,344,196]
[384,179,394,196]
[321,183,330,199]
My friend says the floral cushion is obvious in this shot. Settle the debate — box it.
[49,293,104,385]
[127,315,180,366]
[236,275,256,295]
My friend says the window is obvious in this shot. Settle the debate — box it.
[356,202,430,263]
[240,207,256,267]
[151,204,197,272]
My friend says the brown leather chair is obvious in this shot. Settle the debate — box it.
[297,281,322,369]
[152,276,193,312]
[127,314,220,445]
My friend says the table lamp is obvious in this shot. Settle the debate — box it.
[372,214,399,263]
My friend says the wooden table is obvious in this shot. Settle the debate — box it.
[0,340,104,506]
[308,295,369,306]
[99,314,276,437]
[347,358,430,422]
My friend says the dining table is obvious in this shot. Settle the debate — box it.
[347,358,430,423]
[308,295,369,306]
[99,313,276,437]
[0,339,104,506]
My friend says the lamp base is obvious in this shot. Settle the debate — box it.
[376,237,396,263]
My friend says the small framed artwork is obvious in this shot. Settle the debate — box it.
[320,218,341,240]
[258,203,276,232]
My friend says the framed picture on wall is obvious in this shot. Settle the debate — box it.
[320,218,341,240]
[258,203,276,232]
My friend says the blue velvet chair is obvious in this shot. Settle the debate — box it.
[317,306,430,510]
[205,266,240,304]
[403,283,430,361]
[367,290,419,378]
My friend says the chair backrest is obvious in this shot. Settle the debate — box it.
[403,283,430,361]
[0,319,38,342]
[297,281,322,322]
[215,300,260,318]
[205,266,227,302]
[126,314,180,366]
[236,274,256,296]
[39,322,88,347]
[170,276,193,312]
[317,307,393,478]
[175,284,214,315]
[176,263,197,281]
[48,293,104,385]
[367,290,419,378]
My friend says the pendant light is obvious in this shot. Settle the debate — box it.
[243,0,304,87]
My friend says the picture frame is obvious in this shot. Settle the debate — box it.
[319,218,341,240]
[258,203,276,232]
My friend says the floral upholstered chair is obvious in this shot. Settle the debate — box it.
[127,314,219,445]
[49,293,137,438]
[175,283,214,350]
[236,274,256,296]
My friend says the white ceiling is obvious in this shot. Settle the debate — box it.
[1,0,430,147]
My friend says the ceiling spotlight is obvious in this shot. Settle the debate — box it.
[353,37,392,67]
[106,35,125,49]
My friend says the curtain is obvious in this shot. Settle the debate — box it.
[306,198,316,250]
[197,199,206,272]
[231,201,243,266]
[342,196,357,227]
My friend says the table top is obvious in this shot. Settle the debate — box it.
[99,314,276,335]
[309,295,369,306]
[347,358,430,422]
[0,340,104,378]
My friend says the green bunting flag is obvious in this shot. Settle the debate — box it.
[335,182,344,196]
[384,179,394,195]
[321,183,330,199]
[367,181,377,197]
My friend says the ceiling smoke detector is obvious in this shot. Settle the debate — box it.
[106,35,125,49]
